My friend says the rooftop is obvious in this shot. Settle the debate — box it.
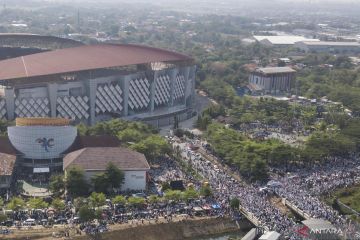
[65,135,121,154]
[0,136,18,155]
[63,147,150,171]
[254,35,319,45]
[0,153,16,176]
[256,67,296,75]
[299,41,360,47]
[16,118,71,126]
[0,44,192,81]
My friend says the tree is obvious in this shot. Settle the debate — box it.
[117,128,143,143]
[183,187,199,201]
[112,195,126,205]
[306,132,355,157]
[74,197,87,211]
[91,163,125,194]
[95,208,103,220]
[27,198,49,209]
[91,173,109,193]
[89,192,106,208]
[148,195,161,204]
[230,198,240,210]
[51,198,66,211]
[49,174,65,197]
[173,115,179,129]
[131,135,171,160]
[66,167,89,197]
[269,144,295,168]
[127,197,145,207]
[78,205,95,223]
[161,182,171,192]
[0,213,7,222]
[164,190,182,202]
[200,185,212,197]
[105,162,125,190]
[7,197,25,211]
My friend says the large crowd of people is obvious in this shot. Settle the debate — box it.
[176,141,301,239]
[274,156,360,231]
[2,135,359,239]
[176,138,360,239]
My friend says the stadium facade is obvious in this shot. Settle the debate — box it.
[0,43,196,126]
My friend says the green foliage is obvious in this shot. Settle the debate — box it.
[164,190,182,202]
[131,135,171,160]
[0,213,7,222]
[95,208,103,220]
[206,123,272,181]
[73,197,87,210]
[195,114,212,130]
[327,184,360,214]
[7,197,25,211]
[127,197,145,207]
[117,128,144,143]
[200,77,236,106]
[296,65,360,114]
[51,198,66,211]
[269,144,297,167]
[27,198,49,209]
[66,167,89,198]
[106,162,125,189]
[230,97,317,128]
[77,119,157,138]
[78,205,95,223]
[112,195,126,205]
[200,185,212,197]
[89,192,106,208]
[92,173,109,193]
[0,197,3,208]
[161,182,171,192]
[0,120,11,136]
[91,162,125,194]
[183,187,199,201]
[341,119,360,149]
[230,198,240,210]
[305,132,356,157]
[148,195,161,204]
[49,174,65,197]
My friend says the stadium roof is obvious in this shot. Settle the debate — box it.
[254,35,320,45]
[63,147,150,171]
[0,44,193,81]
[256,67,296,75]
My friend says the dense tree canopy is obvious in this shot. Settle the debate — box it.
[131,135,171,160]
[66,167,89,197]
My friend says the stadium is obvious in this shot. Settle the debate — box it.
[0,34,196,127]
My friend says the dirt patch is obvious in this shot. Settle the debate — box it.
[269,196,292,215]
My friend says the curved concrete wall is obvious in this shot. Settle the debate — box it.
[8,126,77,159]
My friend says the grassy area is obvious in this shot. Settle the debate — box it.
[327,184,360,212]
[324,184,360,222]
[335,185,360,212]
